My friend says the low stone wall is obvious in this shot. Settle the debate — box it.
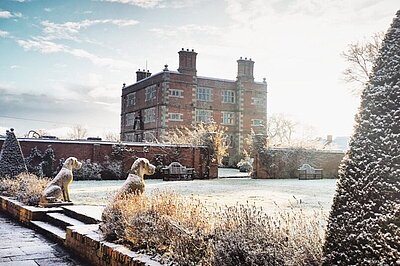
[0,196,60,224]
[66,225,161,266]
[0,196,161,266]
[254,148,345,179]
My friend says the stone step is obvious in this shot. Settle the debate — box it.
[62,205,103,224]
[46,212,87,229]
[30,220,66,244]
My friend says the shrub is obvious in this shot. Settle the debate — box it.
[101,192,325,265]
[0,173,49,206]
[73,159,102,180]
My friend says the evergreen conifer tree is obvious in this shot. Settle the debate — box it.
[0,128,28,178]
[41,145,55,177]
[323,10,400,265]
[25,146,43,177]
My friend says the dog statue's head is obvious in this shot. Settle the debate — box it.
[130,158,156,177]
[63,157,82,170]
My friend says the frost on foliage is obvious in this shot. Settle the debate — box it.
[41,145,55,177]
[323,10,400,265]
[0,129,27,178]
[25,146,43,177]
[73,159,102,180]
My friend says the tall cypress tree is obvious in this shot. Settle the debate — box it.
[0,128,28,178]
[323,10,400,265]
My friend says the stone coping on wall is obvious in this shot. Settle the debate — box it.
[0,195,63,223]
[0,196,162,266]
[66,225,162,266]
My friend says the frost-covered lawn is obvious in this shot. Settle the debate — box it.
[70,177,337,213]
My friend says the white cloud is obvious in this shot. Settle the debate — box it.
[40,19,139,40]
[0,10,22,19]
[67,47,133,69]
[17,39,65,53]
[16,38,133,70]
[101,0,163,8]
[44,8,52,12]
[0,30,9,37]
[0,11,13,18]
[83,10,93,14]
[151,24,221,38]
[10,65,21,69]
[100,0,199,8]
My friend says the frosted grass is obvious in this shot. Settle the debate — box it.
[70,177,337,213]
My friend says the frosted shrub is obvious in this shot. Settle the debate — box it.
[73,159,102,180]
[0,173,49,206]
[101,192,325,265]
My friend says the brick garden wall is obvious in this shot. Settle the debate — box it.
[253,148,345,179]
[0,138,217,179]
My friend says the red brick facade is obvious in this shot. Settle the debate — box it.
[121,49,268,162]
[0,138,217,179]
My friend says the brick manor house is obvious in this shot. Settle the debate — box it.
[120,48,267,160]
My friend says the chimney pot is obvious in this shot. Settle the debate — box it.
[182,48,184,50]
[192,49,194,52]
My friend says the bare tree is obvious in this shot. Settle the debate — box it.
[104,131,120,142]
[267,113,297,146]
[163,121,229,166]
[342,32,384,95]
[67,125,88,140]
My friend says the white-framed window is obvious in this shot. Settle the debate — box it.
[197,87,212,102]
[170,89,183,98]
[252,119,264,126]
[251,97,266,106]
[169,113,183,121]
[143,107,156,123]
[222,112,235,125]
[127,92,136,107]
[125,133,134,142]
[125,112,135,126]
[195,109,213,123]
[145,85,157,101]
[222,90,235,103]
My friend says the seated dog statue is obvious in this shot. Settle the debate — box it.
[41,157,82,203]
[115,158,155,198]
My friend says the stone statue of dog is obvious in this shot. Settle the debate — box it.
[41,157,82,203]
[115,158,155,198]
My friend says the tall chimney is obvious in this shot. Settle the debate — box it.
[178,48,197,76]
[136,69,152,82]
[237,57,254,81]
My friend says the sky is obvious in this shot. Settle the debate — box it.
[0,0,398,139]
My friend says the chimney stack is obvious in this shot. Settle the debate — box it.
[178,48,197,76]
[136,69,152,82]
[237,57,254,81]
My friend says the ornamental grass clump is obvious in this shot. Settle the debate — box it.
[0,173,49,206]
[101,191,326,265]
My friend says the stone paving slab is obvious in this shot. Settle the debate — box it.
[0,213,87,266]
